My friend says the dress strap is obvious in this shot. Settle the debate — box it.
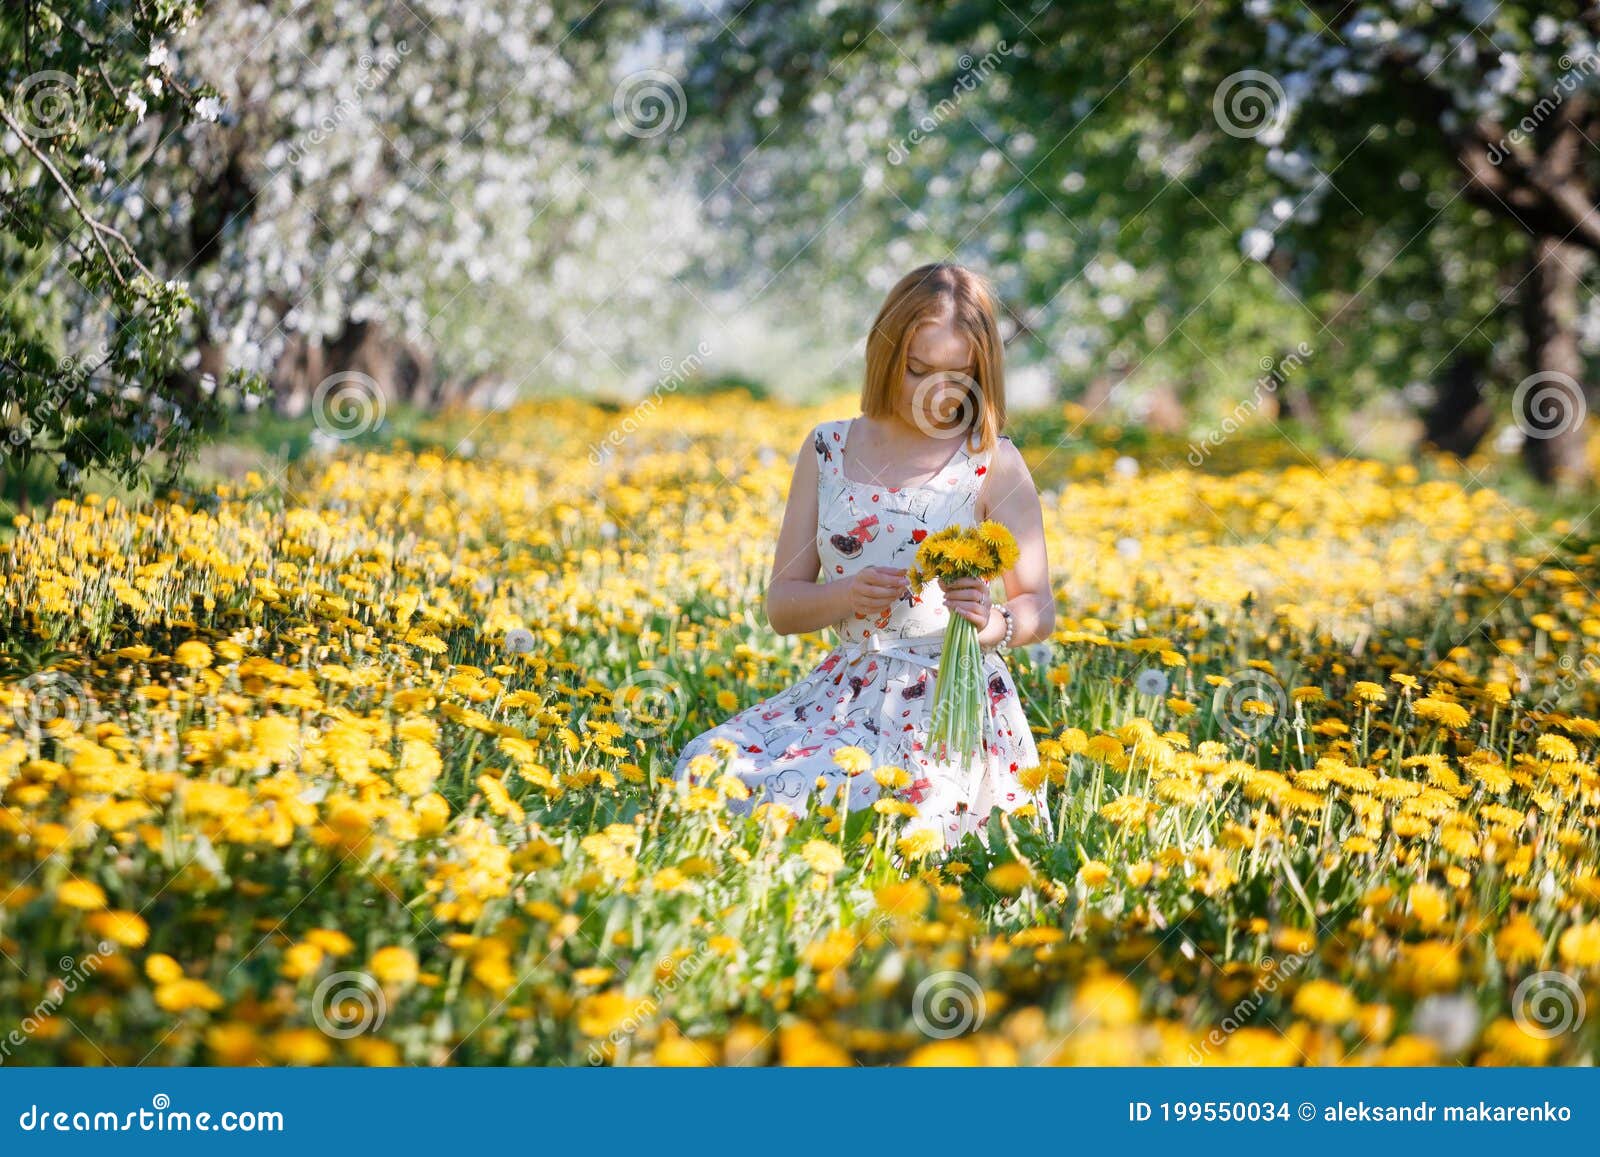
[812,419,850,497]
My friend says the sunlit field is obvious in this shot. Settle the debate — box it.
[2,393,1598,1066]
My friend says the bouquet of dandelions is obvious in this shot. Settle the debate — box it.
[907,520,1019,767]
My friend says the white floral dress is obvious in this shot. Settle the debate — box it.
[672,417,1049,850]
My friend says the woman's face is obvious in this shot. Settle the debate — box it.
[895,314,977,436]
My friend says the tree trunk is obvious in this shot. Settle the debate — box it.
[1520,235,1592,488]
[270,321,437,419]
[1421,352,1494,457]
[1271,379,1320,430]
[272,333,325,418]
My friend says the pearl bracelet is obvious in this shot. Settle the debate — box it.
[989,605,1015,653]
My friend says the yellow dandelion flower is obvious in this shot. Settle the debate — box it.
[174,640,214,669]
[51,876,109,911]
[1293,979,1359,1025]
[1078,860,1111,888]
[800,840,846,875]
[985,861,1032,894]
[873,765,911,789]
[1558,921,1600,968]
[897,828,942,859]
[832,745,872,776]
[1414,698,1471,728]
[369,946,420,985]
[1352,681,1387,704]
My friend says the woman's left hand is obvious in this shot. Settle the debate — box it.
[938,575,992,629]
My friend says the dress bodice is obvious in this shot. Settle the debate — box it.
[812,417,995,645]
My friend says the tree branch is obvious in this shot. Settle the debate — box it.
[0,106,158,287]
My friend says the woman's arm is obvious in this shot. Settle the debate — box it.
[763,430,840,634]
[975,438,1055,648]
[764,429,911,636]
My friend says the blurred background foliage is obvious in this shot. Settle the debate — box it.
[3,0,1600,509]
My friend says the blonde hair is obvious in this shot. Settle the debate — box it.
[860,262,1006,452]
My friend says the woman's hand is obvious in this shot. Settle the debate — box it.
[850,565,911,618]
[938,575,993,629]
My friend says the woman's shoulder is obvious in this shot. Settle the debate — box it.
[982,432,1024,469]
[806,416,854,460]
[799,417,854,484]
[975,433,1032,501]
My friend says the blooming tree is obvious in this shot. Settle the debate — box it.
[0,0,257,500]
[144,0,714,416]
[671,0,1597,485]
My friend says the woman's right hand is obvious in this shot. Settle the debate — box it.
[847,565,911,618]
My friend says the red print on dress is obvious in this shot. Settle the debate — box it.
[830,514,880,557]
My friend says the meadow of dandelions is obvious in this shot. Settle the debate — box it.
[1,393,1598,1066]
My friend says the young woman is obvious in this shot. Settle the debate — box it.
[673,263,1055,850]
